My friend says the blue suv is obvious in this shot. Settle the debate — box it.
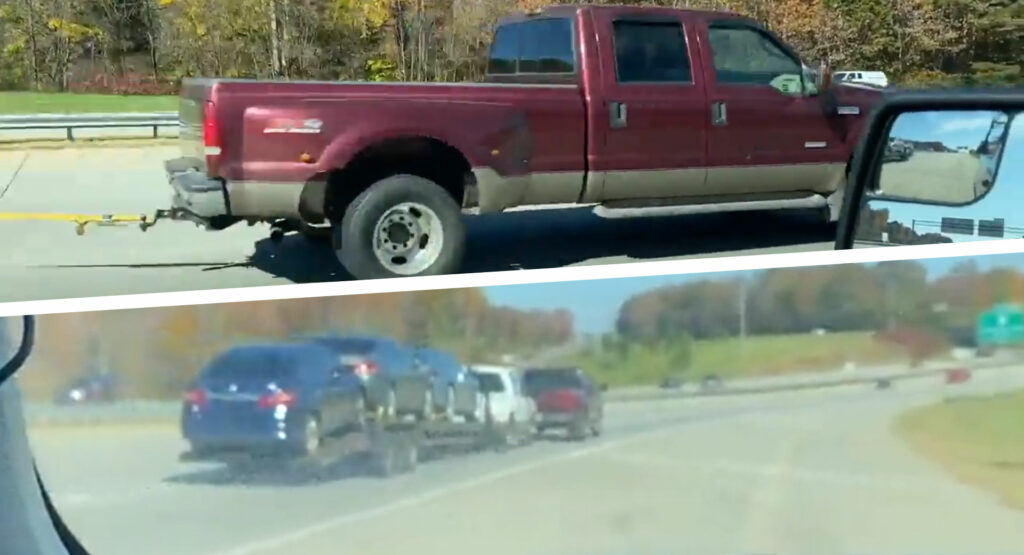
[181,342,365,460]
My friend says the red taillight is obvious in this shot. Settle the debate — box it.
[202,100,221,172]
[257,390,297,409]
[353,362,379,379]
[183,388,208,406]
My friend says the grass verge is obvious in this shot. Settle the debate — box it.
[561,331,909,387]
[895,389,1024,511]
[0,92,177,114]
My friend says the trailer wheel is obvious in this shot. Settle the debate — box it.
[335,175,466,280]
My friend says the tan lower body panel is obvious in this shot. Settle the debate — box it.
[472,163,844,214]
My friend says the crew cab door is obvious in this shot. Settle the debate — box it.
[588,9,709,201]
[698,18,845,196]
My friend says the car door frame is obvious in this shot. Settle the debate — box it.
[696,16,846,196]
[586,8,711,202]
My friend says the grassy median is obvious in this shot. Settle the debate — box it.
[0,92,177,114]
[564,331,909,386]
[896,389,1024,511]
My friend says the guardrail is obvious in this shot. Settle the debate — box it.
[0,112,178,141]
[23,357,1019,427]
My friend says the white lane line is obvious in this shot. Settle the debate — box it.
[213,426,681,555]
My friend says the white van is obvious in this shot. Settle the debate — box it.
[468,364,537,446]
[834,70,889,88]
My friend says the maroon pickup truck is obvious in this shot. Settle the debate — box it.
[164,4,883,280]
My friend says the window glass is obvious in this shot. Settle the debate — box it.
[707,24,801,86]
[487,23,520,74]
[519,18,575,73]
[613,20,692,83]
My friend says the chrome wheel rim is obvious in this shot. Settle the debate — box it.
[372,202,444,275]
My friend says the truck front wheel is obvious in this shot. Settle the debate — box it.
[335,175,466,280]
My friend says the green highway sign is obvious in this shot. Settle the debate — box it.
[977,303,1024,346]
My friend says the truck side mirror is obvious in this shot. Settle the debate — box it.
[835,91,1022,250]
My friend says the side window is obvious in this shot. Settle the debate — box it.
[519,18,575,74]
[487,23,520,75]
[707,24,801,86]
[613,20,692,83]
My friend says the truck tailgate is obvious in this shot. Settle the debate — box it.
[178,79,215,170]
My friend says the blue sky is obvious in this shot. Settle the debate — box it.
[484,253,1024,334]
[874,109,1022,240]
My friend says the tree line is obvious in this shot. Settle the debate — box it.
[19,288,573,399]
[616,259,1024,345]
[0,0,1019,94]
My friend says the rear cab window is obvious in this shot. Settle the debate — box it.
[486,16,577,83]
[612,19,693,83]
[523,369,584,396]
[473,372,506,393]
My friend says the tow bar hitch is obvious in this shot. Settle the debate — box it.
[0,208,187,236]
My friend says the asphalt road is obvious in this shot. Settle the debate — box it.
[879,151,986,204]
[27,366,1024,555]
[0,146,834,302]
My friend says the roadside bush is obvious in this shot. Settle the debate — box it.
[874,326,950,367]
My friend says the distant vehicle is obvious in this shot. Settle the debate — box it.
[415,347,484,421]
[54,372,118,405]
[468,365,536,446]
[833,70,889,88]
[700,374,724,391]
[660,374,685,389]
[883,138,913,162]
[523,367,604,440]
[307,335,432,419]
[180,343,366,461]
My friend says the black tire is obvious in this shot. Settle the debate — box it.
[298,414,323,458]
[568,418,588,441]
[590,418,602,437]
[335,174,466,280]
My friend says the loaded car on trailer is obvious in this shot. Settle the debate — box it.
[162,4,882,280]
[180,341,515,477]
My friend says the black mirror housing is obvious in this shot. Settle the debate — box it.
[0,316,35,386]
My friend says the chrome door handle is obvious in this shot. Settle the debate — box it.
[711,101,728,126]
[609,101,627,128]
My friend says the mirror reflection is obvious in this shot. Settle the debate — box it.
[855,109,1021,246]
[876,110,1009,204]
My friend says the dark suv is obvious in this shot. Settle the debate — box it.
[523,367,604,440]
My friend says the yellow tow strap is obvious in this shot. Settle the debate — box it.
[0,212,158,235]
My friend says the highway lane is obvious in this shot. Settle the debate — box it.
[0,146,833,302]
[879,151,986,204]
[26,366,1024,555]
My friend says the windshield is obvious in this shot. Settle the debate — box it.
[472,372,506,393]
[312,337,377,354]
[523,370,582,395]
[201,347,300,382]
